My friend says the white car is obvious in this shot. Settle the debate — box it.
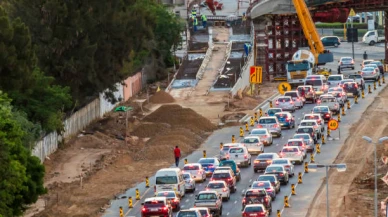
[257,116,282,137]
[182,163,207,182]
[271,158,295,177]
[189,208,213,217]
[275,96,296,112]
[298,120,322,138]
[279,146,304,165]
[327,74,344,87]
[303,113,325,132]
[206,181,230,201]
[249,128,273,145]
[241,136,264,154]
[228,146,251,167]
[220,143,244,160]
[182,172,196,192]
[284,91,304,108]
[293,133,315,153]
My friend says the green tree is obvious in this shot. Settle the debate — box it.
[0,6,72,132]
[0,91,46,216]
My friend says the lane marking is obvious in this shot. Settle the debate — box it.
[234,200,237,204]
[185,199,189,202]
[249,179,252,182]
[227,212,230,215]
[181,205,185,208]
[241,189,245,193]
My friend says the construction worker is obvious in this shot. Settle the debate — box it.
[191,8,197,18]
[201,14,207,28]
[244,43,252,56]
[193,16,198,32]
[241,12,247,26]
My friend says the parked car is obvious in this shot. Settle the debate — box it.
[338,57,355,70]
[257,116,282,137]
[274,112,296,129]
[321,36,341,47]
[249,128,273,145]
[241,136,264,155]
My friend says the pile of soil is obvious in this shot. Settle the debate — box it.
[149,91,175,104]
[131,123,171,138]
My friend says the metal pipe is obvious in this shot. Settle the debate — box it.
[326,166,329,217]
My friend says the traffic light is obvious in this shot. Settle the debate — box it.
[347,28,358,42]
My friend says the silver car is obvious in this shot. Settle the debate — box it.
[257,117,282,137]
[271,158,295,177]
[303,113,325,131]
[298,120,322,138]
[249,128,273,145]
[284,138,307,159]
[327,74,344,87]
[182,163,206,182]
[339,79,355,88]
[318,94,340,115]
[338,56,355,70]
[329,91,346,107]
[182,172,196,192]
[284,91,304,108]
[228,146,251,167]
[361,66,380,81]
[279,146,304,165]
[219,143,243,160]
[275,96,296,112]
[241,136,264,154]
[293,133,315,153]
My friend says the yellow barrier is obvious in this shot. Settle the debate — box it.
[232,135,236,143]
[259,108,263,117]
[298,172,303,184]
[347,101,351,110]
[128,197,133,208]
[145,177,150,188]
[322,134,325,144]
[284,196,290,208]
[374,82,377,90]
[337,113,341,122]
[120,206,124,217]
[240,127,244,137]
[327,129,331,137]
[368,84,372,93]
[245,123,249,132]
[355,95,358,104]
[342,106,346,116]
[184,159,188,164]
[250,117,254,126]
[220,142,223,149]
[203,150,207,158]
[316,143,321,154]
[269,101,273,108]
[310,153,315,163]
[304,162,309,173]
[291,184,296,195]
[362,89,365,99]
[136,188,140,200]
[254,112,258,123]
[277,210,281,217]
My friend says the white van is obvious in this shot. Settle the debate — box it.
[304,75,328,96]
[154,168,186,197]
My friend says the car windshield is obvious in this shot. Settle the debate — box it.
[198,159,215,164]
[287,62,309,71]
[313,107,329,112]
[157,192,176,198]
[363,60,373,65]
[144,200,165,206]
[212,173,231,179]
[298,86,311,92]
[156,176,178,184]
[328,76,342,81]
[287,141,302,146]
[305,80,322,86]
[222,146,232,151]
[252,181,271,188]
[244,206,264,212]
[321,97,336,103]
[259,118,276,124]
[229,148,244,153]
[332,92,342,97]
[177,211,198,217]
[220,162,234,167]
[297,128,313,133]
[246,190,267,197]
[300,121,315,126]
[267,109,282,115]
[207,182,225,188]
[257,154,274,159]
[278,97,291,102]
[341,80,354,84]
[294,134,310,140]
[266,166,283,172]
[183,174,191,179]
[197,193,218,200]
[349,75,362,79]
[258,176,275,182]
[304,115,319,120]
[243,138,259,143]
[282,148,298,152]
[341,58,352,61]
[183,165,199,170]
[343,83,358,89]
[273,159,288,164]
[363,67,374,72]
[284,92,297,97]
[371,61,382,66]
[251,129,267,135]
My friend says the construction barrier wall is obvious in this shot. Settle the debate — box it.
[32,72,143,162]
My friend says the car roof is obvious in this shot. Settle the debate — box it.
[288,138,304,142]
[259,174,277,178]
[184,163,201,166]
[298,126,314,129]
[199,190,217,194]
[144,197,167,202]
[300,119,317,123]
[284,91,298,93]
[294,133,311,137]
[157,191,176,195]
[213,170,232,174]
[304,113,321,117]
[277,96,292,99]
[365,64,378,67]
[260,116,277,119]
[314,106,329,109]
[253,180,272,184]
[190,207,209,211]
[243,136,260,139]
[320,94,335,98]
[340,57,353,59]
[282,146,299,149]
[267,164,285,168]
[272,158,290,162]
[362,67,375,70]
[223,143,243,147]
[251,128,269,132]
[363,59,374,63]
[275,112,292,116]
[208,180,227,184]
[245,204,265,208]
[328,74,342,77]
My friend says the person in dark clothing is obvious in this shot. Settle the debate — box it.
[174,146,181,167]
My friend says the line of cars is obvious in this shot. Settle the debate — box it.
[339,57,384,82]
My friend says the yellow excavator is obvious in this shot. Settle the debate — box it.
[286,0,334,85]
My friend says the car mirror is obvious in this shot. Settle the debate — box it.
[241,194,245,197]
[141,202,144,205]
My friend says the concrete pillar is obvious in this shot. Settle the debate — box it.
[379,11,383,26]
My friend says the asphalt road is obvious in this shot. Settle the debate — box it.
[103,82,386,217]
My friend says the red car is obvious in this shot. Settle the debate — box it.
[155,191,181,211]
[141,197,172,217]
[242,204,269,217]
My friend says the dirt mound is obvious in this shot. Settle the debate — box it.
[143,104,216,133]
[149,90,175,104]
[131,123,171,138]
[227,96,262,111]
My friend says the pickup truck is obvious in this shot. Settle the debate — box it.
[219,160,241,181]
[362,30,385,46]
[194,191,223,217]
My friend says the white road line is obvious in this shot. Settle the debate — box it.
[190,194,193,197]
[185,199,189,202]
[234,200,237,204]
[241,189,245,193]
[227,212,230,215]
[249,179,252,182]
[181,205,185,208]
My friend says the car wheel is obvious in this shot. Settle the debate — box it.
[270,138,273,145]
[248,159,251,166]
[369,40,376,46]
[192,186,196,192]
[254,169,257,173]
[334,43,338,47]
[278,187,281,193]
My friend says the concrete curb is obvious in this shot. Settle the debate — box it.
[239,92,281,123]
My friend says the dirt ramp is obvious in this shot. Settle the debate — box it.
[149,90,175,104]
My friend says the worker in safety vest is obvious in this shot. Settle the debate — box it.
[191,9,197,18]
[242,12,247,26]
[201,14,207,28]
[193,17,198,32]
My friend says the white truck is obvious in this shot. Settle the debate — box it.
[362,30,385,45]
[286,50,315,87]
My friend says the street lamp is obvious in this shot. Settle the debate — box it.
[308,163,347,217]
[362,136,388,217]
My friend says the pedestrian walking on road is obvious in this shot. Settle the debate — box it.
[174,146,181,167]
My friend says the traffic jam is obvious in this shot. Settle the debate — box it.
[138,71,385,217]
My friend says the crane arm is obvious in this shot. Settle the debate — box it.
[292,0,326,61]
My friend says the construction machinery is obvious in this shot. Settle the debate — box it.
[285,0,334,86]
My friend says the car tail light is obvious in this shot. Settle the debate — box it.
[265,198,269,202]
[257,124,263,128]
[267,188,273,192]
[173,198,179,202]
[342,92,345,96]
[182,170,185,173]
[275,101,279,105]
[244,154,248,159]
[211,178,215,181]
[208,165,214,168]
[242,212,248,217]
[266,160,272,164]
[154,186,156,192]
[261,135,267,138]
[273,124,279,128]
[223,188,228,192]
[162,206,168,211]
[227,178,233,182]
[351,60,354,64]
[254,160,260,164]
[325,114,330,117]
[290,100,294,104]
[243,198,246,203]
[340,61,342,64]
[286,118,290,121]
[279,173,284,176]
[142,207,147,212]
[197,170,201,174]
[205,188,209,191]
[178,185,180,191]
[285,165,290,168]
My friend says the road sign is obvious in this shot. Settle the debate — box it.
[349,8,356,17]
[328,119,339,131]
[277,82,291,95]
[250,66,262,84]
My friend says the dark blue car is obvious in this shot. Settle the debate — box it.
[198,158,220,177]
[274,112,295,129]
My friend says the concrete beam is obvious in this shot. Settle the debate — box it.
[250,0,295,19]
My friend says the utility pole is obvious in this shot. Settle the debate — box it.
[351,18,355,60]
